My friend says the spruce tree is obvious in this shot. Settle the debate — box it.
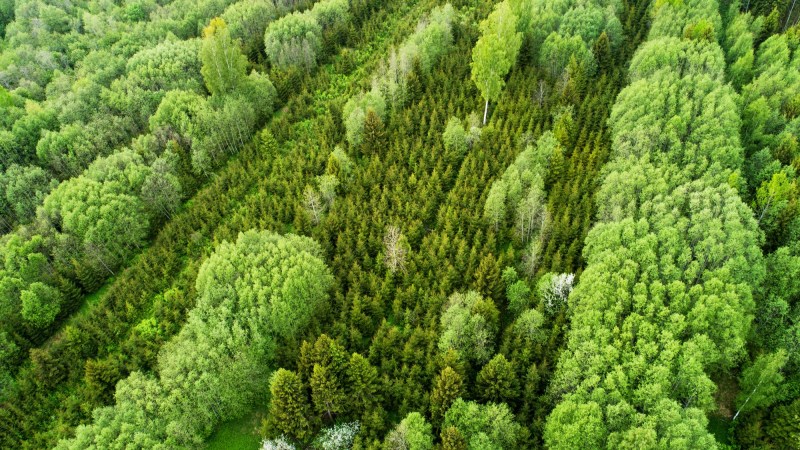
[429,366,464,425]
[362,109,387,155]
[311,363,346,422]
[476,353,520,404]
[266,369,313,442]
[440,426,467,450]
[347,352,382,412]
[593,32,612,73]
[473,253,503,303]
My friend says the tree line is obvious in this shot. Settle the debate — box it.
[544,0,769,447]
[0,0,437,446]
[723,2,800,446]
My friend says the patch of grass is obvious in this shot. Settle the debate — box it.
[710,371,737,445]
[79,279,112,310]
[205,408,266,450]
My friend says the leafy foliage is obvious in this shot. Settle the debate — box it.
[6,0,791,448]
[442,398,525,449]
[264,11,323,70]
[545,0,767,447]
[383,412,434,450]
[470,1,521,123]
[438,291,498,364]
[55,230,333,448]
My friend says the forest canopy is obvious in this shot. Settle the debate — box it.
[1,0,799,448]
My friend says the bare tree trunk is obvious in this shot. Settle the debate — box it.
[87,244,115,276]
[733,377,765,421]
[758,194,772,224]
[483,100,489,125]
[786,0,798,30]
[384,226,407,273]
[535,79,547,106]
[304,188,323,224]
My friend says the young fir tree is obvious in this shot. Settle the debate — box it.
[311,363,346,422]
[266,368,314,442]
[429,366,464,426]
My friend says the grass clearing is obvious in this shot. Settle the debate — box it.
[205,407,266,450]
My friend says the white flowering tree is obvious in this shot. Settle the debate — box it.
[538,272,574,315]
[261,436,295,450]
[316,421,360,450]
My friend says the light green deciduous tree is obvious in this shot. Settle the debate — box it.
[470,2,522,124]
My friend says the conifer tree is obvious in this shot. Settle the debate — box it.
[267,369,313,442]
[440,426,467,450]
[473,253,503,303]
[298,334,349,388]
[311,363,346,422]
[593,32,612,73]
[476,353,519,404]
[430,366,464,425]
[362,109,387,155]
[347,352,382,412]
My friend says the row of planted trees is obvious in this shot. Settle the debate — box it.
[0,0,403,446]
[0,0,303,232]
[255,0,654,448]
[544,0,769,447]
[43,0,459,447]
[55,230,334,448]
[11,0,800,447]
[0,8,279,398]
[480,0,633,276]
[0,0,302,392]
[723,2,800,446]
[0,0,367,406]
[258,1,540,446]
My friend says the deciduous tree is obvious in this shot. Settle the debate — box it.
[20,282,62,328]
[383,412,433,450]
[470,2,522,124]
[200,18,248,96]
[734,350,789,420]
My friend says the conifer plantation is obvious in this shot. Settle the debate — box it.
[0,0,799,448]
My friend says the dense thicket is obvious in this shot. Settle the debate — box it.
[0,0,403,446]
[6,0,646,445]
[544,0,766,447]
[55,230,332,448]
[722,4,800,447]
[0,0,295,393]
[263,0,350,70]
[254,0,650,447]
[482,0,643,277]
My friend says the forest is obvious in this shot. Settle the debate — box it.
[0,0,799,448]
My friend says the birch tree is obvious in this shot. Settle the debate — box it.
[200,18,248,96]
[734,350,789,420]
[383,226,408,274]
[470,2,522,124]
